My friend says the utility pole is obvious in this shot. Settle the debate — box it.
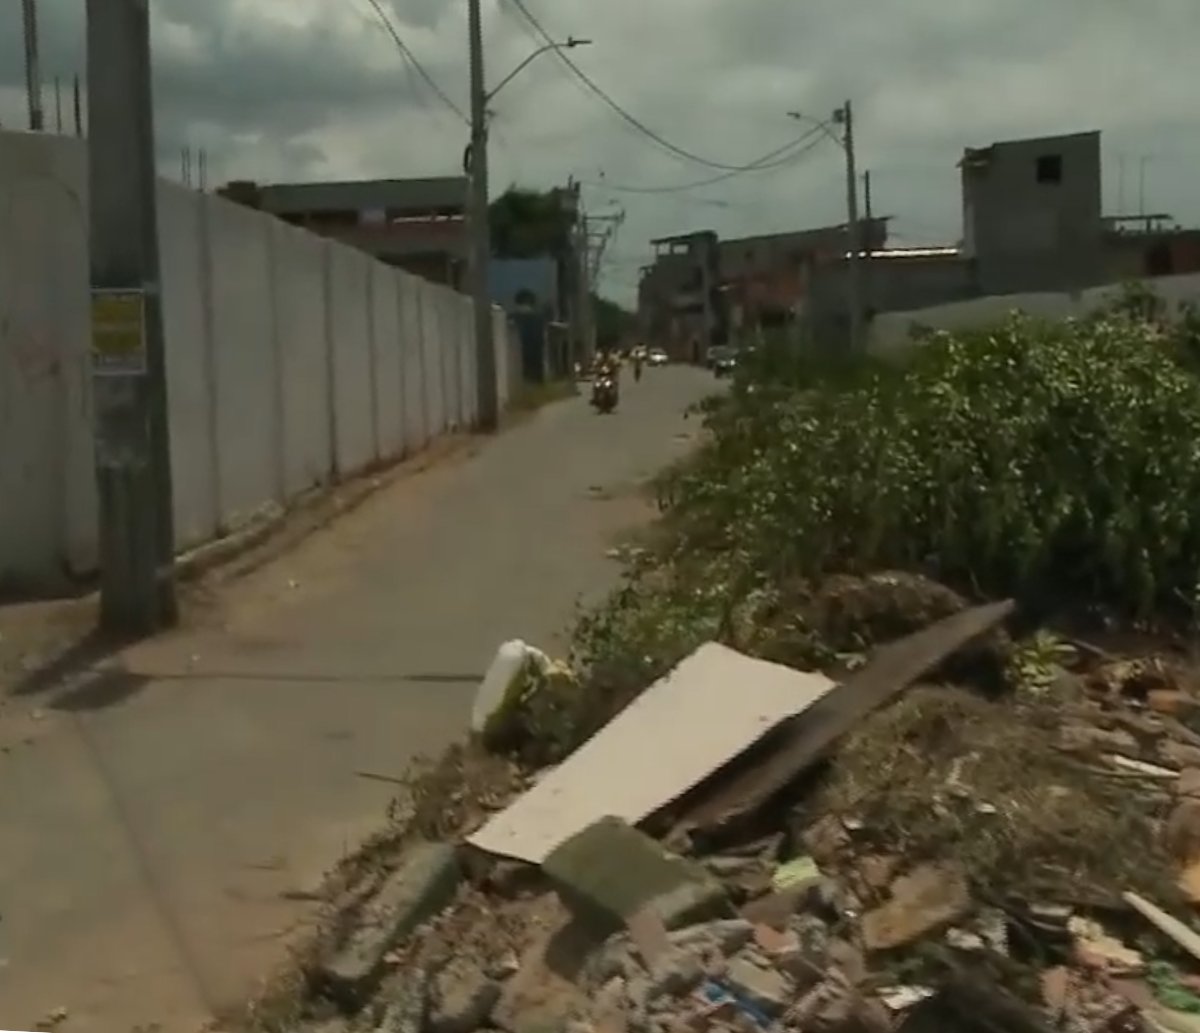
[1138,155,1149,220]
[73,73,83,135]
[467,0,499,431]
[22,0,44,131]
[87,0,178,633]
[835,100,864,353]
[54,76,63,133]
[198,148,208,192]
[863,170,873,222]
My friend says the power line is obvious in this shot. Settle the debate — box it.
[360,0,469,124]
[584,127,827,196]
[501,0,791,172]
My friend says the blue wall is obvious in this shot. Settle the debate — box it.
[489,257,560,316]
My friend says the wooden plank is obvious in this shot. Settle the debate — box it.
[675,600,1016,837]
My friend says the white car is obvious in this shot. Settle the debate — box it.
[647,347,669,367]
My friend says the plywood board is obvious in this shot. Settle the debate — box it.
[467,642,835,863]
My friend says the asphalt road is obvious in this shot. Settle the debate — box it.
[0,366,716,1033]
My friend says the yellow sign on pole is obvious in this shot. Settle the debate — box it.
[91,289,147,375]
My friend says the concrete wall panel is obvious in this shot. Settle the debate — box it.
[371,266,404,459]
[271,220,332,495]
[399,275,427,452]
[0,132,93,590]
[157,182,218,549]
[327,244,374,475]
[420,280,445,437]
[205,194,277,530]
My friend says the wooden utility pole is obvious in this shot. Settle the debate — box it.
[467,0,499,430]
[836,100,864,352]
[87,0,178,633]
[22,0,44,130]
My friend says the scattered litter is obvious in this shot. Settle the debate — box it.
[1107,754,1180,779]
[1125,891,1200,965]
[771,856,821,892]
[878,985,935,1012]
[471,640,549,738]
[1068,915,1144,975]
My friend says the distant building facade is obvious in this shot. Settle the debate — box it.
[638,231,723,363]
[246,177,469,289]
[961,130,1104,294]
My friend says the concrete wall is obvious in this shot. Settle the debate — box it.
[807,255,977,346]
[0,130,518,594]
[869,271,1200,358]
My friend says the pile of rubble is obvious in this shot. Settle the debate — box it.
[274,599,1200,1033]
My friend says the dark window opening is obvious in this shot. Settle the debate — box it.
[1036,154,1063,184]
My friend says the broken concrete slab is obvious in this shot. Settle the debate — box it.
[860,863,971,952]
[544,817,730,934]
[722,957,792,1017]
[493,916,596,1033]
[675,601,1016,839]
[318,842,460,1007]
[428,961,503,1033]
[468,644,835,863]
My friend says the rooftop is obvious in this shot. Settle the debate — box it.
[257,176,467,215]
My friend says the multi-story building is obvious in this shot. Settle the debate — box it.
[637,231,723,362]
[718,219,890,331]
[231,176,470,289]
[960,130,1104,295]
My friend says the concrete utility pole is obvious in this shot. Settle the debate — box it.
[835,101,864,353]
[73,74,83,135]
[22,0,44,131]
[87,0,178,633]
[582,210,624,356]
[467,0,499,431]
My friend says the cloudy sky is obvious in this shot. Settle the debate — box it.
[1,0,1198,303]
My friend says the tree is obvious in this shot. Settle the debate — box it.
[593,293,635,350]
[489,186,575,259]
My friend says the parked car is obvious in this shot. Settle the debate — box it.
[708,345,738,377]
[648,347,669,367]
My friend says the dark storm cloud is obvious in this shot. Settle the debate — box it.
[1,0,1197,299]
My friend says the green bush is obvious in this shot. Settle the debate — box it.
[668,308,1200,617]
[560,295,1200,760]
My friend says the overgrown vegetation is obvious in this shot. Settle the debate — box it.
[564,285,1200,755]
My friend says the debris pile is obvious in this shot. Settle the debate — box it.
[275,597,1200,1033]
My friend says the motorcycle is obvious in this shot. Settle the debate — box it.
[591,374,618,413]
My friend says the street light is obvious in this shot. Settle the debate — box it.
[466,24,591,432]
[788,104,864,353]
[487,36,592,103]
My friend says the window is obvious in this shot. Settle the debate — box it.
[1036,154,1063,184]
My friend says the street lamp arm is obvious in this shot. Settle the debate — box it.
[486,36,591,101]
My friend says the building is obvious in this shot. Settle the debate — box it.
[249,176,469,289]
[638,231,723,363]
[718,219,890,331]
[1102,215,1200,280]
[488,257,565,382]
[960,130,1104,295]
[805,246,975,345]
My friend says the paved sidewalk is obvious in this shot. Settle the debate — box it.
[0,367,715,1033]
